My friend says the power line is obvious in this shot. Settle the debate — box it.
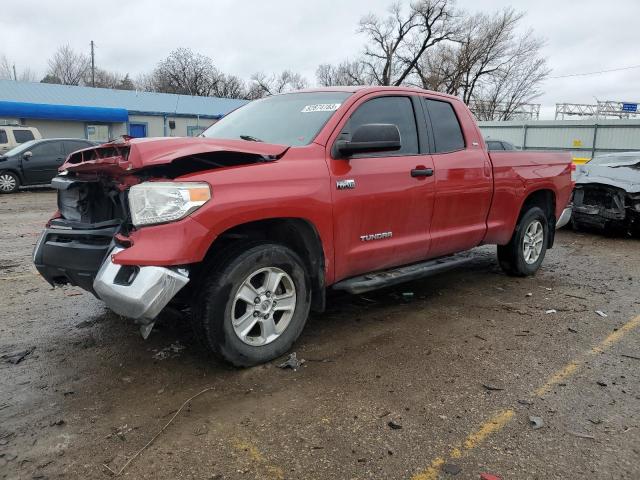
[549,64,640,79]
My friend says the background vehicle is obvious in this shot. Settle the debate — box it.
[486,139,519,151]
[34,87,574,366]
[572,152,640,235]
[0,125,41,154]
[0,138,96,193]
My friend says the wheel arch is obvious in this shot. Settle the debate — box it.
[194,217,327,312]
[518,188,556,247]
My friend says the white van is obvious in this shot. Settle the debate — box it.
[0,126,42,154]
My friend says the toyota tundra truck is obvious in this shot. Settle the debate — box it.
[33,87,574,366]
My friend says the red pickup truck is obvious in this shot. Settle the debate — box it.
[34,87,574,366]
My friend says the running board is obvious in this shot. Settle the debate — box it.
[332,253,474,295]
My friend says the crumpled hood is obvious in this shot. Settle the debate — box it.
[61,136,289,174]
[576,161,640,193]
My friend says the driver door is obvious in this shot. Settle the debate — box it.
[327,95,435,281]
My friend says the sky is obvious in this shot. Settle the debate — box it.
[1,0,639,119]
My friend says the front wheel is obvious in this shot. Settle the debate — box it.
[0,171,19,194]
[193,242,311,367]
[498,206,549,276]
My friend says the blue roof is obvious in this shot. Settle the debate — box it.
[0,80,247,119]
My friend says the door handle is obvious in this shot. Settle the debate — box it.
[410,168,434,178]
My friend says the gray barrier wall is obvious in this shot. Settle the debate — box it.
[478,119,640,159]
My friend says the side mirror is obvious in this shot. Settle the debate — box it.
[23,151,33,160]
[335,123,401,157]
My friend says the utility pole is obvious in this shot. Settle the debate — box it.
[12,64,17,81]
[90,40,95,87]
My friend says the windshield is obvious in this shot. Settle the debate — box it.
[202,91,352,146]
[3,140,38,157]
[589,153,640,166]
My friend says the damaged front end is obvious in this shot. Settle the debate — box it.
[33,136,287,335]
[572,184,640,234]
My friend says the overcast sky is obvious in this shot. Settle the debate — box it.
[1,0,638,118]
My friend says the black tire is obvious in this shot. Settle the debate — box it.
[0,171,20,194]
[193,241,311,367]
[497,206,549,276]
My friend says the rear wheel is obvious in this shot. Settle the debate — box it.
[498,206,548,276]
[193,242,311,367]
[0,171,19,194]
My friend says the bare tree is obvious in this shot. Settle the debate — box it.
[247,70,308,98]
[211,73,247,99]
[0,55,37,82]
[147,48,219,96]
[44,45,90,85]
[358,0,459,86]
[316,61,370,86]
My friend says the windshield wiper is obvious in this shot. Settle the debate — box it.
[239,134,264,142]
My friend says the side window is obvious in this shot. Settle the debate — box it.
[0,129,7,144]
[502,142,515,151]
[343,96,419,155]
[63,141,91,155]
[487,141,503,151]
[13,129,35,144]
[424,99,465,153]
[30,142,61,156]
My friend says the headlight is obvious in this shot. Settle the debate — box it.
[128,182,211,227]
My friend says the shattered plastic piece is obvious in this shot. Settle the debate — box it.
[595,310,608,318]
[139,321,155,339]
[387,420,403,430]
[277,352,305,371]
[545,309,557,314]
[569,431,595,440]
[529,415,544,429]
[401,292,414,302]
[152,342,185,360]
[443,463,461,475]
[525,292,533,297]
[480,474,502,480]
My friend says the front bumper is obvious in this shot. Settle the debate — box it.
[93,248,189,321]
[556,206,572,229]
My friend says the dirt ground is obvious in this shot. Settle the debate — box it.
[1,189,639,480]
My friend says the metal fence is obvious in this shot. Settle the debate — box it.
[478,119,640,160]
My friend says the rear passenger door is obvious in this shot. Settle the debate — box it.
[421,97,493,257]
[328,94,436,281]
[22,141,65,184]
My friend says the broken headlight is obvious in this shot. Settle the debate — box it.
[128,182,211,227]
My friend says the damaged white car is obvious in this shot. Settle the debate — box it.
[572,152,640,236]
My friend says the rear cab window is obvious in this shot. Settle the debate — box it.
[340,96,419,156]
[0,129,7,145]
[422,98,465,154]
[13,129,35,144]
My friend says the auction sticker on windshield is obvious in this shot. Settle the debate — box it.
[301,103,342,113]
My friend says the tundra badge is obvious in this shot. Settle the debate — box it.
[336,179,356,190]
[360,232,393,242]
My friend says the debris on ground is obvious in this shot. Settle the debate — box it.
[518,399,534,406]
[277,352,305,371]
[443,463,461,475]
[595,310,608,318]
[2,347,35,364]
[387,420,403,430]
[545,309,557,314]
[596,381,608,387]
[401,292,414,302]
[152,342,185,361]
[529,415,544,429]
[49,419,65,427]
[621,353,640,361]
[482,383,505,391]
[568,327,578,333]
[480,474,502,480]
[475,335,487,341]
[525,292,533,297]
[568,431,595,440]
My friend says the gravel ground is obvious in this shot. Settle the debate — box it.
[1,189,639,480]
